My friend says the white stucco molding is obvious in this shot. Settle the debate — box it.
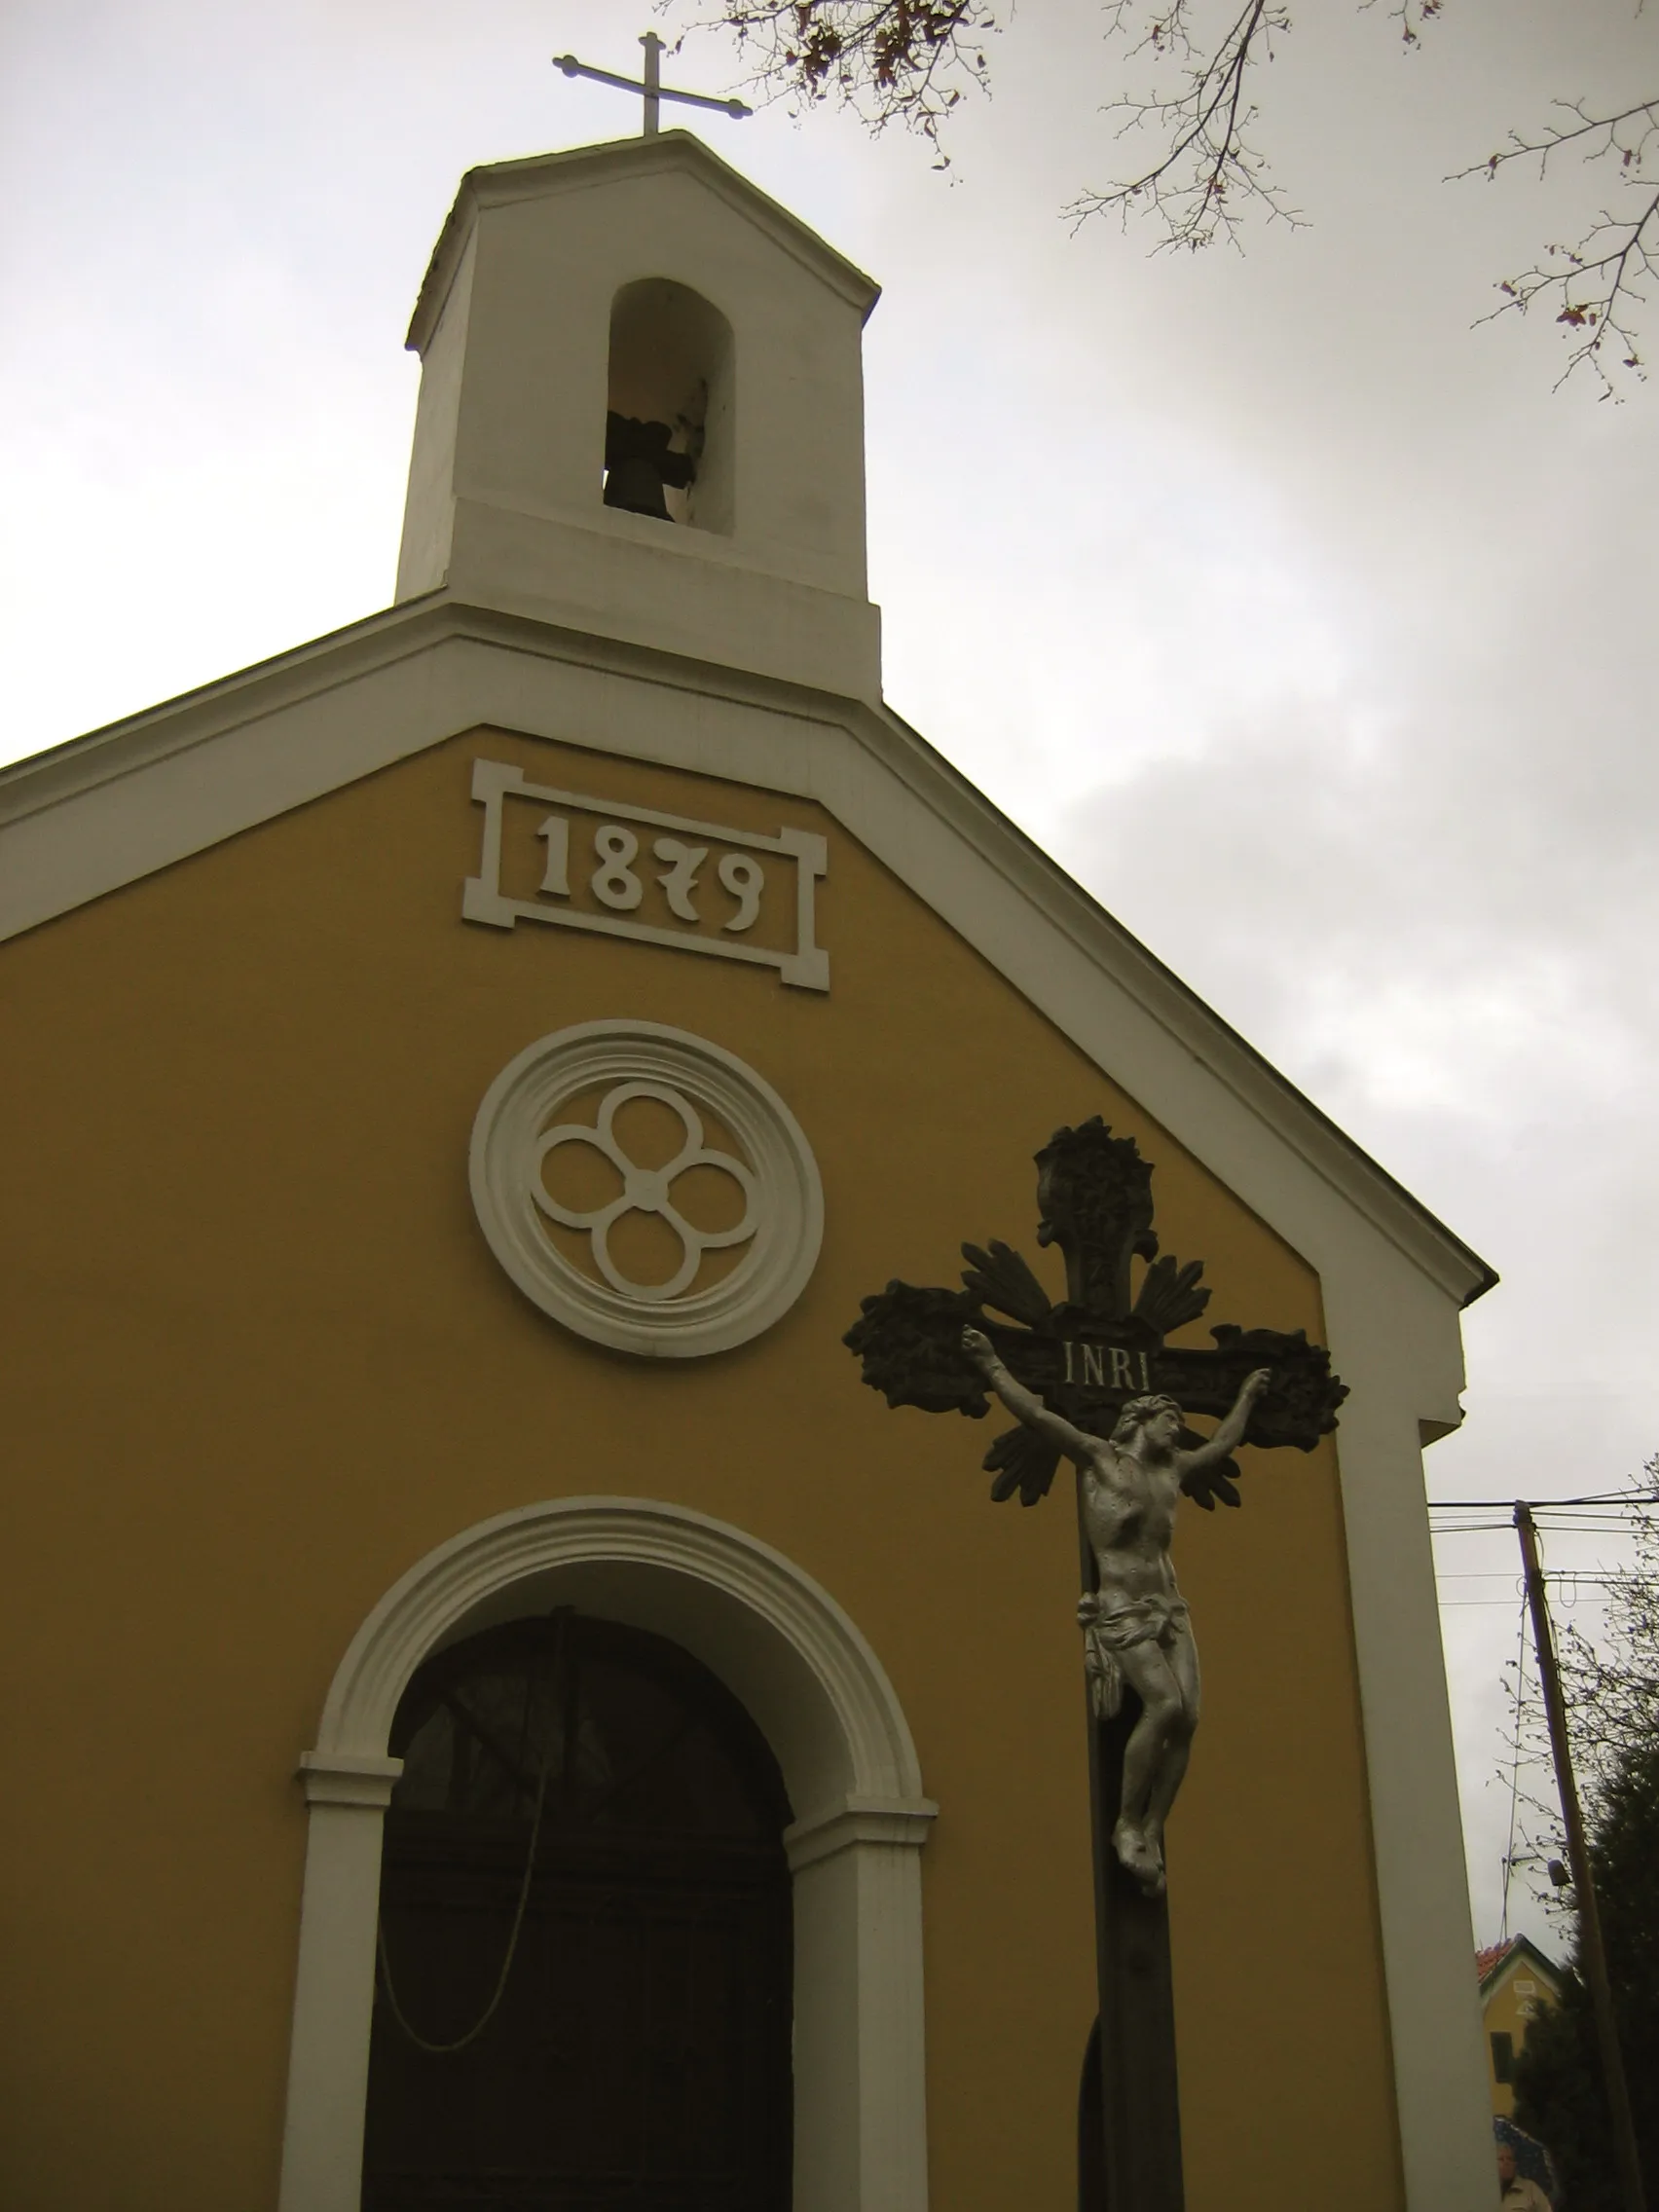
[296,1751,403,1809]
[277,1496,935,2212]
[785,1796,938,1872]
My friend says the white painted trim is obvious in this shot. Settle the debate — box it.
[297,1751,403,1809]
[4,594,1496,2203]
[277,1496,935,2212]
[785,1797,940,1871]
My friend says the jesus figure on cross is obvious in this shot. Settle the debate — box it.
[963,1328,1271,1897]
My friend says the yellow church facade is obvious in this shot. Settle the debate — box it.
[0,133,1494,2212]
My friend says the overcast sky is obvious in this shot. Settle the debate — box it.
[5,0,1656,1956]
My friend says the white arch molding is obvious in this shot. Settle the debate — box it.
[276,1497,937,2212]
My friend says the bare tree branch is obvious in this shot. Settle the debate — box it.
[1063,1,1300,249]
[674,0,1659,395]
[1452,97,1659,399]
[679,0,1002,157]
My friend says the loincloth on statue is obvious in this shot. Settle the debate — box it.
[1077,1590,1191,1720]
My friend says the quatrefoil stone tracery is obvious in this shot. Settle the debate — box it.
[469,1020,823,1359]
[535,1082,758,1303]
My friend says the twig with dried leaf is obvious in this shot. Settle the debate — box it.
[1451,96,1659,398]
[691,0,1000,158]
[673,0,1659,394]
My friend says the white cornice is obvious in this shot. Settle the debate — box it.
[785,1797,939,1872]
[297,1751,403,1810]
[0,591,1495,1311]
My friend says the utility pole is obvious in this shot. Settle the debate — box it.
[1515,1502,1647,2212]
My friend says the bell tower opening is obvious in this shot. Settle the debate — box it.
[604,277,735,533]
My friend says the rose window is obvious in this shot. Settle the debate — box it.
[470,1021,823,1358]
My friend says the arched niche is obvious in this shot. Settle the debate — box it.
[276,1497,935,2212]
[605,277,735,533]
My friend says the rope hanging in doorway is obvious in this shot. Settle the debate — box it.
[374,1613,566,2056]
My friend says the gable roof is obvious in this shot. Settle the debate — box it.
[407,130,881,358]
[0,586,1496,1325]
[1477,1936,1563,1995]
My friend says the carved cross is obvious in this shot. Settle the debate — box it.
[845,1116,1347,2211]
[845,1115,1346,1508]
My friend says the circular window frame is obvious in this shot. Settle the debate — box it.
[469,1020,824,1359]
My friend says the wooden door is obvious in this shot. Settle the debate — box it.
[362,1611,793,2211]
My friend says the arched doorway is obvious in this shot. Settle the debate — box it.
[277,1497,934,2212]
[361,1610,793,2210]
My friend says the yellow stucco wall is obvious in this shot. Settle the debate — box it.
[1,725,1400,2210]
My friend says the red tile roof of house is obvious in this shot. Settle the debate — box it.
[1477,1938,1521,1985]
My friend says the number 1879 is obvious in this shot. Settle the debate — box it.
[535,818,765,936]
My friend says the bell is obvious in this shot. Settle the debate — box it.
[604,412,695,520]
[604,453,672,519]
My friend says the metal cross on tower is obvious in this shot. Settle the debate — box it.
[553,31,754,137]
[845,1117,1347,2212]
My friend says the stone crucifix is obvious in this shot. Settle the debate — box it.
[962,1327,1270,1896]
[845,1117,1346,2212]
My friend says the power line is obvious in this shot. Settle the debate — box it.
[1436,1567,1628,1600]
[1441,1602,1615,1612]
[1427,1493,1657,1512]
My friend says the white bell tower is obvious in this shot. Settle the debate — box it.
[395,132,883,700]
